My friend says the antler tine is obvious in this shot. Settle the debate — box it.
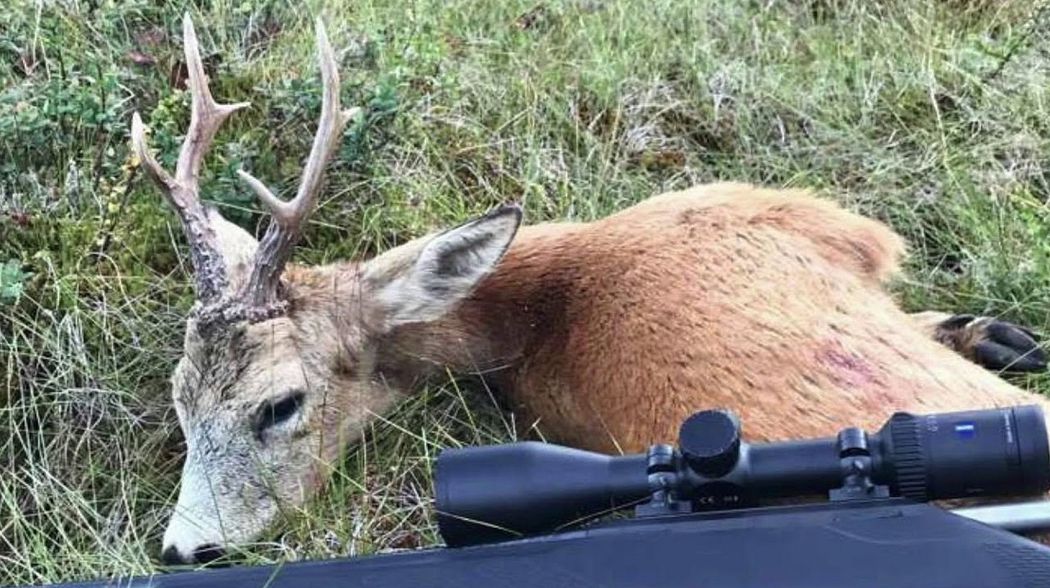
[175,13,250,187]
[129,12,249,304]
[131,112,175,190]
[238,18,360,310]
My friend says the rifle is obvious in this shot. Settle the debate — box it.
[29,405,1050,588]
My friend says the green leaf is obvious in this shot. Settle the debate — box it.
[0,259,27,303]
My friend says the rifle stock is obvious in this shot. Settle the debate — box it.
[37,499,1050,588]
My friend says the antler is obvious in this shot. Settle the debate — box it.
[131,14,249,304]
[132,13,357,324]
[236,18,360,311]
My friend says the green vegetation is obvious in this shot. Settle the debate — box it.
[2,0,1050,584]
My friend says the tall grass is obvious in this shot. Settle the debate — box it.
[3,0,1050,584]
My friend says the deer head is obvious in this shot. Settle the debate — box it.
[133,14,522,564]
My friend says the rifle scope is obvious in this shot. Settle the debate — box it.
[435,405,1050,547]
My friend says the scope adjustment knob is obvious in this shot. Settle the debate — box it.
[678,409,742,477]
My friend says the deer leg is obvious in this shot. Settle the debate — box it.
[910,311,1047,373]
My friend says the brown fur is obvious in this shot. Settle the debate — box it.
[378,182,1049,451]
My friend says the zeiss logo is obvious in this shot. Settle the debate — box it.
[954,422,976,439]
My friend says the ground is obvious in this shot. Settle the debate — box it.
[2,0,1050,584]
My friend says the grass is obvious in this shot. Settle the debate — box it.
[3,0,1050,584]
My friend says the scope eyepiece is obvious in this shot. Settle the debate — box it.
[435,405,1050,548]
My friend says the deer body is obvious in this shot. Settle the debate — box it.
[386,182,1049,453]
[139,15,1047,564]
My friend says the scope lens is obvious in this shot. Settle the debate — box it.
[880,405,1050,500]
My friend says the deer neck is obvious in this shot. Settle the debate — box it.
[374,222,584,393]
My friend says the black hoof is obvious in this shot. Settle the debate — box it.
[971,318,1047,373]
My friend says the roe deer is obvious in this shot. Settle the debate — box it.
[135,15,1049,565]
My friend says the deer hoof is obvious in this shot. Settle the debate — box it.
[942,314,1047,373]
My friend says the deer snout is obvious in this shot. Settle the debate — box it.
[161,492,234,566]
[161,516,229,565]
[161,542,226,565]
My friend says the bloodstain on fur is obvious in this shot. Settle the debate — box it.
[818,343,879,389]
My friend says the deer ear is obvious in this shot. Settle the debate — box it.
[205,206,259,279]
[363,204,523,329]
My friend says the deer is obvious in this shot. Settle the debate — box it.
[133,14,1050,566]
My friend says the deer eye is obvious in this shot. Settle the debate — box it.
[255,391,305,436]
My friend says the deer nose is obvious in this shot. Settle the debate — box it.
[161,543,226,565]
[193,543,226,564]
[161,544,188,565]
